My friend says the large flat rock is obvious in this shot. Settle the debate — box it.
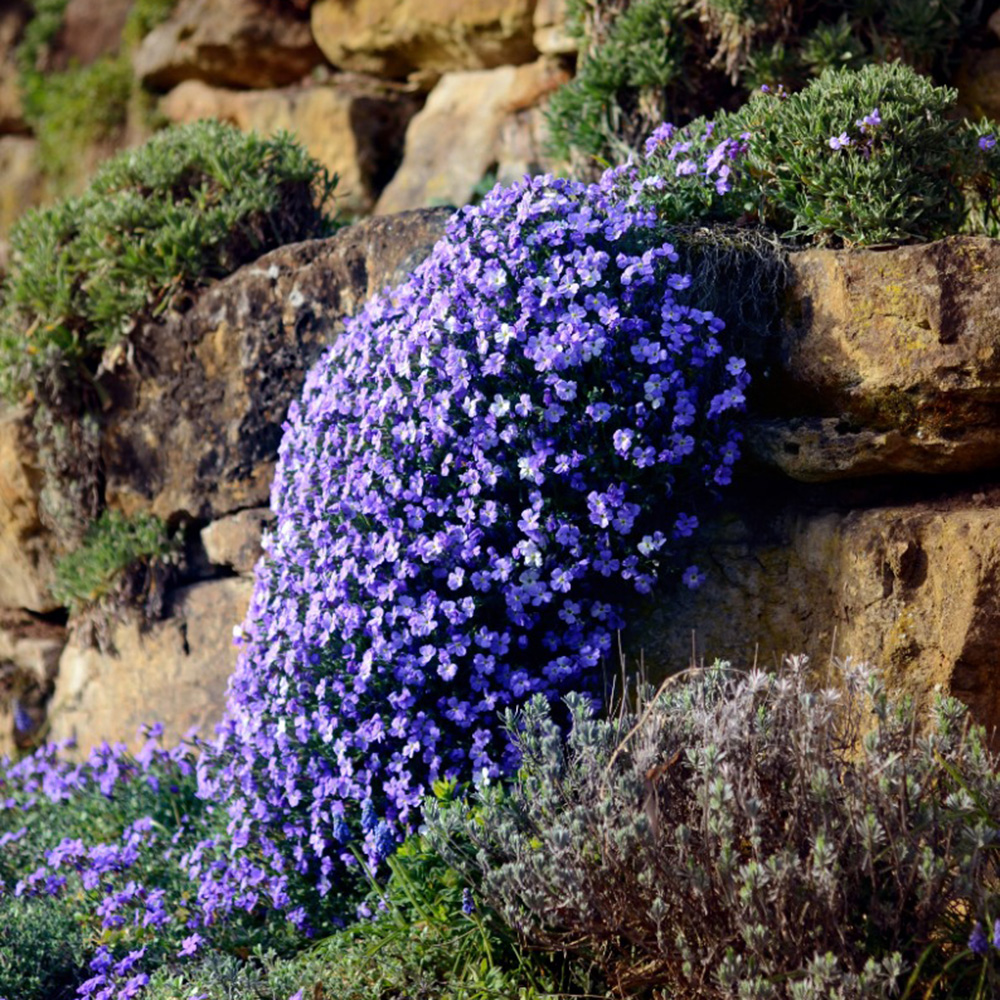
[101,208,451,521]
[632,490,1000,738]
[311,0,538,81]
[47,577,253,754]
[751,237,1000,479]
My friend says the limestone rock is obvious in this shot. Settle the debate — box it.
[160,77,420,215]
[754,237,1000,479]
[0,2,29,134]
[376,59,567,213]
[0,405,58,613]
[133,0,325,91]
[310,0,538,80]
[533,0,576,55]
[746,418,1000,481]
[632,491,1000,738]
[0,137,42,238]
[53,0,131,68]
[101,208,451,522]
[200,507,273,575]
[47,577,252,753]
[0,609,66,757]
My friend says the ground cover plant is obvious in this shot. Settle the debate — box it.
[0,729,286,1000]
[629,61,1000,246]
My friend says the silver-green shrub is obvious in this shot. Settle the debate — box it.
[427,658,1000,998]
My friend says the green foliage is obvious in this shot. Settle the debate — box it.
[142,820,581,1000]
[0,894,89,1000]
[548,0,980,169]
[0,120,336,406]
[634,62,998,246]
[51,509,178,627]
[427,658,1000,998]
[17,0,176,186]
[22,53,134,185]
[547,0,688,166]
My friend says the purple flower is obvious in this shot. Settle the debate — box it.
[970,920,989,956]
[828,132,852,151]
[856,108,881,131]
[980,134,997,151]
[177,933,203,958]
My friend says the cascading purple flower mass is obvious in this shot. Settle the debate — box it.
[192,167,749,923]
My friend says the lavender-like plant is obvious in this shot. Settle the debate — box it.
[426,658,1000,998]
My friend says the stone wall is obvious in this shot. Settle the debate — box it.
[5,2,1000,755]
[0,0,574,252]
[3,223,1000,753]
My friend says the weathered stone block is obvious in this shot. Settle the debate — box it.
[201,507,273,575]
[133,0,325,90]
[160,77,420,215]
[311,0,538,80]
[47,577,253,753]
[376,59,567,213]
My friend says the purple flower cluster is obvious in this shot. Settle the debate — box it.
[643,120,746,196]
[828,107,882,156]
[0,727,219,1000]
[191,168,748,921]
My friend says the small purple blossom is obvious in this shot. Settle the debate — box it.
[970,920,989,956]
[828,132,852,151]
[856,108,881,131]
[177,933,203,958]
[980,134,997,151]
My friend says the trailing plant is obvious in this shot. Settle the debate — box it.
[426,657,1000,998]
[548,0,982,169]
[189,165,749,932]
[50,509,180,647]
[0,728,284,1000]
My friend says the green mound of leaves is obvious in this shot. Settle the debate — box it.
[0,119,336,406]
